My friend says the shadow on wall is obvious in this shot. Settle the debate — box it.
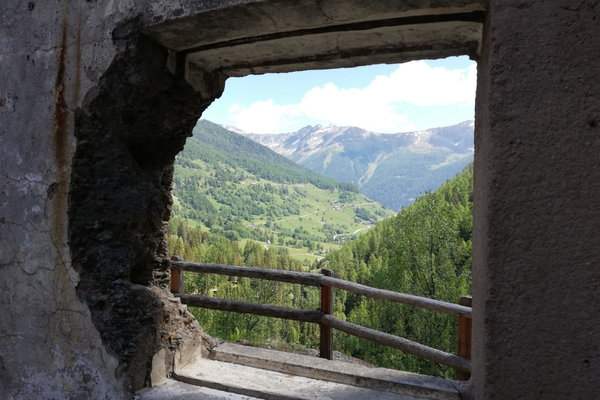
[69,27,225,390]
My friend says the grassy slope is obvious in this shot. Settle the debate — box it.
[172,121,394,263]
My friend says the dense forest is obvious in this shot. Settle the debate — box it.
[168,221,322,349]
[320,163,473,376]
[168,164,473,378]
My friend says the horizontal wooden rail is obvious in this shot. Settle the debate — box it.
[171,261,470,318]
[179,294,324,323]
[321,315,471,373]
[172,261,323,286]
[321,276,472,318]
[176,293,471,373]
[171,259,472,374]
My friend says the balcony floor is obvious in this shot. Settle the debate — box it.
[136,342,466,400]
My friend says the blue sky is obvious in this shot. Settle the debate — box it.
[201,56,476,134]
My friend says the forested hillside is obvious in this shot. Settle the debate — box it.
[319,163,473,376]
[169,164,473,378]
[168,220,322,348]
[173,120,393,262]
[181,120,358,191]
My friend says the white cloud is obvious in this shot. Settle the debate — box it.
[382,61,477,107]
[228,60,476,134]
[227,99,301,134]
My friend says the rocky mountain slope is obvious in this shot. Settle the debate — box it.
[239,121,474,210]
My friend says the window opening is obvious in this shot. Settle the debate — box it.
[168,56,475,378]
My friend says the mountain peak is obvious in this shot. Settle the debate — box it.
[235,120,474,210]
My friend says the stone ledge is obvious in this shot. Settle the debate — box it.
[209,342,463,400]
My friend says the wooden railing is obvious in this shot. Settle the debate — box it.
[170,257,472,379]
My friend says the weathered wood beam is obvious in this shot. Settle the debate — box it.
[321,314,471,373]
[321,276,472,318]
[172,261,471,317]
[172,261,322,286]
[178,294,323,323]
[456,295,473,380]
[319,269,334,360]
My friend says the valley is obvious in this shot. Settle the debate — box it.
[172,120,394,264]
[169,120,474,377]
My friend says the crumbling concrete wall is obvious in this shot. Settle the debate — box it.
[1,2,127,398]
[472,1,600,398]
[70,27,225,391]
[2,0,486,396]
[0,1,228,398]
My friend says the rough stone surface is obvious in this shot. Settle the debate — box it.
[69,26,225,393]
[472,1,600,399]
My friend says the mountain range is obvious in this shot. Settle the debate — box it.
[237,121,474,210]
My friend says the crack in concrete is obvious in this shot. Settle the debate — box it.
[0,171,46,185]
[315,0,335,23]
[1,212,65,277]
[262,8,279,31]
[49,307,85,319]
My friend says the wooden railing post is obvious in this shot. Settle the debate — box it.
[319,268,334,360]
[170,255,184,294]
[456,295,472,380]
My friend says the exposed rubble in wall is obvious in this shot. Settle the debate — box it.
[69,25,225,391]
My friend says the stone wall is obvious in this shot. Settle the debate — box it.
[472,1,600,398]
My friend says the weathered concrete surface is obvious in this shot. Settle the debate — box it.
[145,0,485,50]
[3,0,598,399]
[174,358,439,400]
[145,0,485,77]
[0,2,135,398]
[210,342,463,399]
[137,379,262,400]
[472,1,600,399]
[1,1,484,398]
